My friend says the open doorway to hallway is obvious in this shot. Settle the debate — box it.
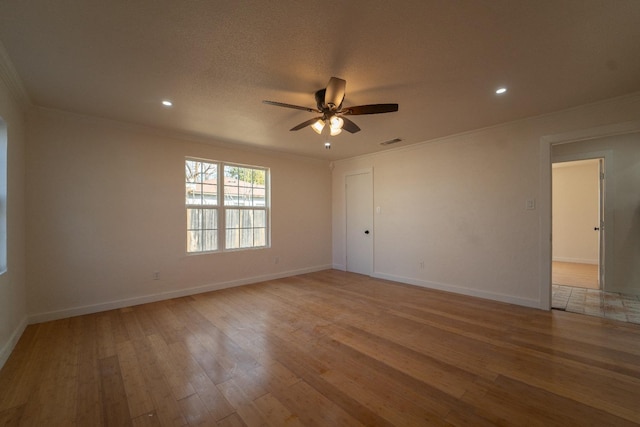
[544,126,640,324]
[550,154,640,323]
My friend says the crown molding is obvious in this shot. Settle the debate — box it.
[0,40,32,110]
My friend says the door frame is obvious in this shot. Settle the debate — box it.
[551,153,612,290]
[342,168,374,275]
[539,120,640,310]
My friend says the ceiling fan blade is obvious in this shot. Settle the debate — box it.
[263,100,318,113]
[290,117,322,131]
[324,77,346,110]
[341,117,361,133]
[342,104,399,115]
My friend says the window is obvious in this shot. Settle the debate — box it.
[185,158,269,253]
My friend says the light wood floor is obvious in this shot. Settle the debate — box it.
[2,270,640,426]
[552,261,599,289]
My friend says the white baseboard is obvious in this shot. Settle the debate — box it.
[0,316,28,370]
[332,263,346,271]
[552,257,598,265]
[372,272,543,310]
[29,264,332,324]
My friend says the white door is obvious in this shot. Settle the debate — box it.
[346,172,373,275]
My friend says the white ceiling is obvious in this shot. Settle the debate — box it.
[1,0,639,160]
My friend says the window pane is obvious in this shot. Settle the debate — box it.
[187,208,217,253]
[202,183,217,205]
[238,186,252,206]
[201,163,217,181]
[185,160,199,183]
[226,229,239,249]
[224,165,267,207]
[253,169,265,185]
[187,208,201,230]
[240,228,253,248]
[185,182,201,204]
[187,230,218,252]
[226,209,239,230]
[254,210,265,227]
[186,160,218,206]
[202,209,217,229]
[254,228,266,247]
[187,230,202,252]
[202,230,218,251]
[240,209,253,227]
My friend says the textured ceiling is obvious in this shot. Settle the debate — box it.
[1,0,639,160]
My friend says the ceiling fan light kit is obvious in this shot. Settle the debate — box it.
[263,77,398,145]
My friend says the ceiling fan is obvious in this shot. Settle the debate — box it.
[263,77,398,136]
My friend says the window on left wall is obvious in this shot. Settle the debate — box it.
[185,158,269,253]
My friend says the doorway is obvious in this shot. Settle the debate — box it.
[345,171,373,275]
[551,158,603,290]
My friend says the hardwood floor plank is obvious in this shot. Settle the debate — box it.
[327,325,475,399]
[0,324,53,412]
[263,336,387,427]
[216,413,248,427]
[146,334,196,400]
[0,326,38,410]
[98,355,133,427]
[127,336,188,426]
[2,270,640,426]
[19,319,79,426]
[279,380,367,427]
[177,393,217,426]
[463,374,638,426]
[72,315,104,427]
[96,313,117,360]
[217,379,268,427]
[131,411,162,427]
[0,404,24,426]
[187,372,235,422]
[116,340,155,418]
[310,330,462,420]
[252,393,304,427]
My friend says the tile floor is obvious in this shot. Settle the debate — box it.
[552,284,640,324]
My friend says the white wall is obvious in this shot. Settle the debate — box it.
[26,108,332,321]
[332,93,640,308]
[552,160,600,264]
[0,75,27,368]
[553,133,640,295]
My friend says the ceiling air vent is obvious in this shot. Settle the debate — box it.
[380,138,402,146]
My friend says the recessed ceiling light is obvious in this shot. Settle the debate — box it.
[495,87,507,95]
[162,100,173,107]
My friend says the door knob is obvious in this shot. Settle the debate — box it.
[594,227,600,231]
[364,230,370,234]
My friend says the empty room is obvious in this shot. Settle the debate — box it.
[1,1,640,426]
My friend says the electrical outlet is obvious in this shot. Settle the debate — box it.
[420,261,425,270]
[274,256,280,265]
[526,199,536,210]
[153,272,160,280]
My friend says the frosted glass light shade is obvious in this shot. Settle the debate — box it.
[311,119,325,134]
